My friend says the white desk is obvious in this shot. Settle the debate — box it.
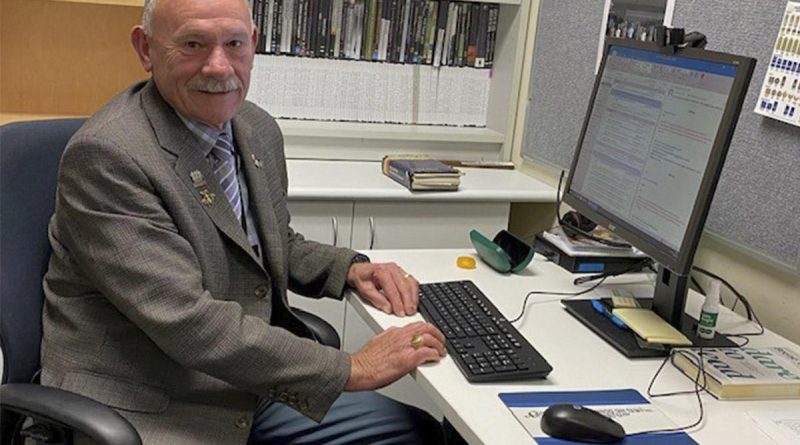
[346,249,799,445]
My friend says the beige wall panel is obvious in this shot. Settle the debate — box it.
[0,0,147,115]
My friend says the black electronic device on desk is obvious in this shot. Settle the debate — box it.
[534,227,647,275]
[418,280,552,382]
[560,37,756,358]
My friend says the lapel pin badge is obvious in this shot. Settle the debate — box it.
[251,154,264,169]
[199,189,215,206]
[190,170,207,188]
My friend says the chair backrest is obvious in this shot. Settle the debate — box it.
[0,118,86,385]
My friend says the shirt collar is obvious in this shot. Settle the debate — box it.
[176,113,234,158]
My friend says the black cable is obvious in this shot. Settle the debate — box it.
[689,274,706,299]
[509,277,609,324]
[691,266,753,320]
[512,176,655,324]
[625,265,767,437]
[537,175,761,438]
[553,169,565,221]
[12,414,27,445]
[688,272,732,308]
[627,348,707,437]
[540,183,761,436]
[553,170,631,249]
[691,266,765,339]
[724,334,754,347]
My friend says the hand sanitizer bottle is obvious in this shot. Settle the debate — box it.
[697,279,721,340]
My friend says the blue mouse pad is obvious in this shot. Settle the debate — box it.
[498,389,698,444]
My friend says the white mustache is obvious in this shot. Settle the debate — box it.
[188,77,242,93]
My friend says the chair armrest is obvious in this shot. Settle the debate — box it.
[0,383,142,445]
[293,309,341,349]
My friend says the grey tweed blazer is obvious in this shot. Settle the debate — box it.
[41,80,354,445]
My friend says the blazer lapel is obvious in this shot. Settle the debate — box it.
[232,116,285,284]
[140,82,262,267]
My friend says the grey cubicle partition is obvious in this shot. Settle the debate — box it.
[522,0,800,271]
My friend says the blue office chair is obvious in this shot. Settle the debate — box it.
[0,119,340,445]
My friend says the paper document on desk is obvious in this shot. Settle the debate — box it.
[498,389,698,444]
[747,409,800,445]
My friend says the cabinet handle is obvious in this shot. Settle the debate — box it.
[331,217,338,246]
[369,216,375,250]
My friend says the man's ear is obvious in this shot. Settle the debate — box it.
[250,26,258,53]
[131,25,154,72]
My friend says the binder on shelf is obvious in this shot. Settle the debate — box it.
[253,0,266,53]
[474,3,489,67]
[485,4,498,67]
[381,154,463,191]
[398,0,412,62]
[364,0,377,60]
[269,0,281,54]
[466,2,479,66]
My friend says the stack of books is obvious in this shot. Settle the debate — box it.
[381,154,463,191]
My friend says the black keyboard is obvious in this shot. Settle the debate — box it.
[418,280,552,382]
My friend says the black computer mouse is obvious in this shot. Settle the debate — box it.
[540,404,626,444]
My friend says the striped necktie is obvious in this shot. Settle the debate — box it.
[211,132,242,222]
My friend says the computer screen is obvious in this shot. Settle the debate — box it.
[562,39,755,352]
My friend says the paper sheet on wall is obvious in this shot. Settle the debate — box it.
[747,410,800,445]
[754,0,800,127]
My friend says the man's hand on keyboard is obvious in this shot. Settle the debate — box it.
[344,321,446,391]
[347,262,419,316]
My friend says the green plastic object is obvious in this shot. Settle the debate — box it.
[469,229,534,273]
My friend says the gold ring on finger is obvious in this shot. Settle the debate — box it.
[410,334,424,350]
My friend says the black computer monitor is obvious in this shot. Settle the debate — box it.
[561,38,756,357]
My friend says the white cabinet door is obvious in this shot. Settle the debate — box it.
[287,201,354,248]
[350,201,510,249]
[286,201,354,338]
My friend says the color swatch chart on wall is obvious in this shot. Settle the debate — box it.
[755,0,800,127]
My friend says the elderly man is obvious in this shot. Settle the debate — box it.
[40,0,447,443]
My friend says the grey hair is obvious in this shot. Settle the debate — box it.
[142,0,157,36]
[141,0,254,37]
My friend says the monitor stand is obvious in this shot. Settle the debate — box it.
[563,264,737,358]
[562,299,737,358]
